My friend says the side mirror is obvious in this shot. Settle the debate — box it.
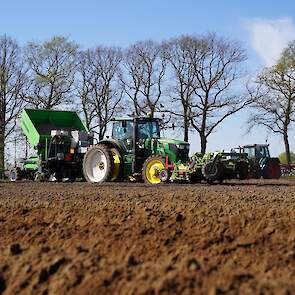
[172,123,175,130]
[123,127,127,133]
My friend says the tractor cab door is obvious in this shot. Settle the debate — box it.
[133,119,160,173]
[256,146,270,158]
[112,120,134,152]
[136,120,160,155]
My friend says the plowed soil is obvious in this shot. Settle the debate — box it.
[1,180,295,294]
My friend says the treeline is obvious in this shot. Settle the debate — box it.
[1,33,295,174]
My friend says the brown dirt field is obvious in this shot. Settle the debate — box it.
[0,180,295,295]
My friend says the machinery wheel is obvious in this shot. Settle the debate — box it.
[9,168,21,182]
[190,171,202,183]
[142,155,165,184]
[262,159,281,179]
[35,172,46,182]
[236,161,249,180]
[83,144,114,183]
[253,166,262,179]
[201,161,223,182]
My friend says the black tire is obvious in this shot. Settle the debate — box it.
[83,144,114,183]
[68,169,77,182]
[142,155,165,184]
[190,171,202,183]
[201,161,223,182]
[9,168,21,182]
[262,159,281,179]
[236,161,249,180]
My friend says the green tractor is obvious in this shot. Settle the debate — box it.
[237,144,281,179]
[82,116,250,184]
[82,116,191,184]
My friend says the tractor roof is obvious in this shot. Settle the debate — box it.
[112,116,133,121]
[242,144,269,148]
[112,116,160,122]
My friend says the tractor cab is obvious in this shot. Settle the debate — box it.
[241,144,270,160]
[110,116,165,175]
[111,117,160,153]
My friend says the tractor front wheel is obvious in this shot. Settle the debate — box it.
[236,161,249,180]
[83,145,114,183]
[142,156,165,184]
[201,161,223,183]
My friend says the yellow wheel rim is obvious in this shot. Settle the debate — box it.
[145,159,164,184]
[111,148,121,181]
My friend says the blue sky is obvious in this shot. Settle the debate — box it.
[2,0,295,155]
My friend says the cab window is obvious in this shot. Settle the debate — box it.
[244,147,255,158]
[112,121,133,140]
[138,121,160,139]
[255,146,269,158]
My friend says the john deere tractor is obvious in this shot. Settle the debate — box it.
[82,115,250,184]
[237,144,281,179]
[83,116,191,184]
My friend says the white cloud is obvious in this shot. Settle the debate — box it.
[245,17,295,66]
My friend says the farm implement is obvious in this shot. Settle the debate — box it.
[11,109,280,184]
[10,109,93,182]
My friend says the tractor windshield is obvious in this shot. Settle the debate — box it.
[138,120,160,139]
[244,147,256,158]
[112,121,133,140]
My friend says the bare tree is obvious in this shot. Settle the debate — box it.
[164,34,249,151]
[24,36,78,109]
[77,46,123,139]
[0,35,27,176]
[248,42,295,164]
[121,40,166,116]
[188,34,248,153]
[163,36,199,142]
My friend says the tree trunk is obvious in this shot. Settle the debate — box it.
[183,117,189,142]
[283,131,291,164]
[0,111,4,179]
[200,133,207,154]
[200,108,207,154]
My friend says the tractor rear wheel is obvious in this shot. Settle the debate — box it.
[83,144,114,183]
[142,155,165,184]
[236,161,249,180]
[201,161,223,182]
[262,159,281,179]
